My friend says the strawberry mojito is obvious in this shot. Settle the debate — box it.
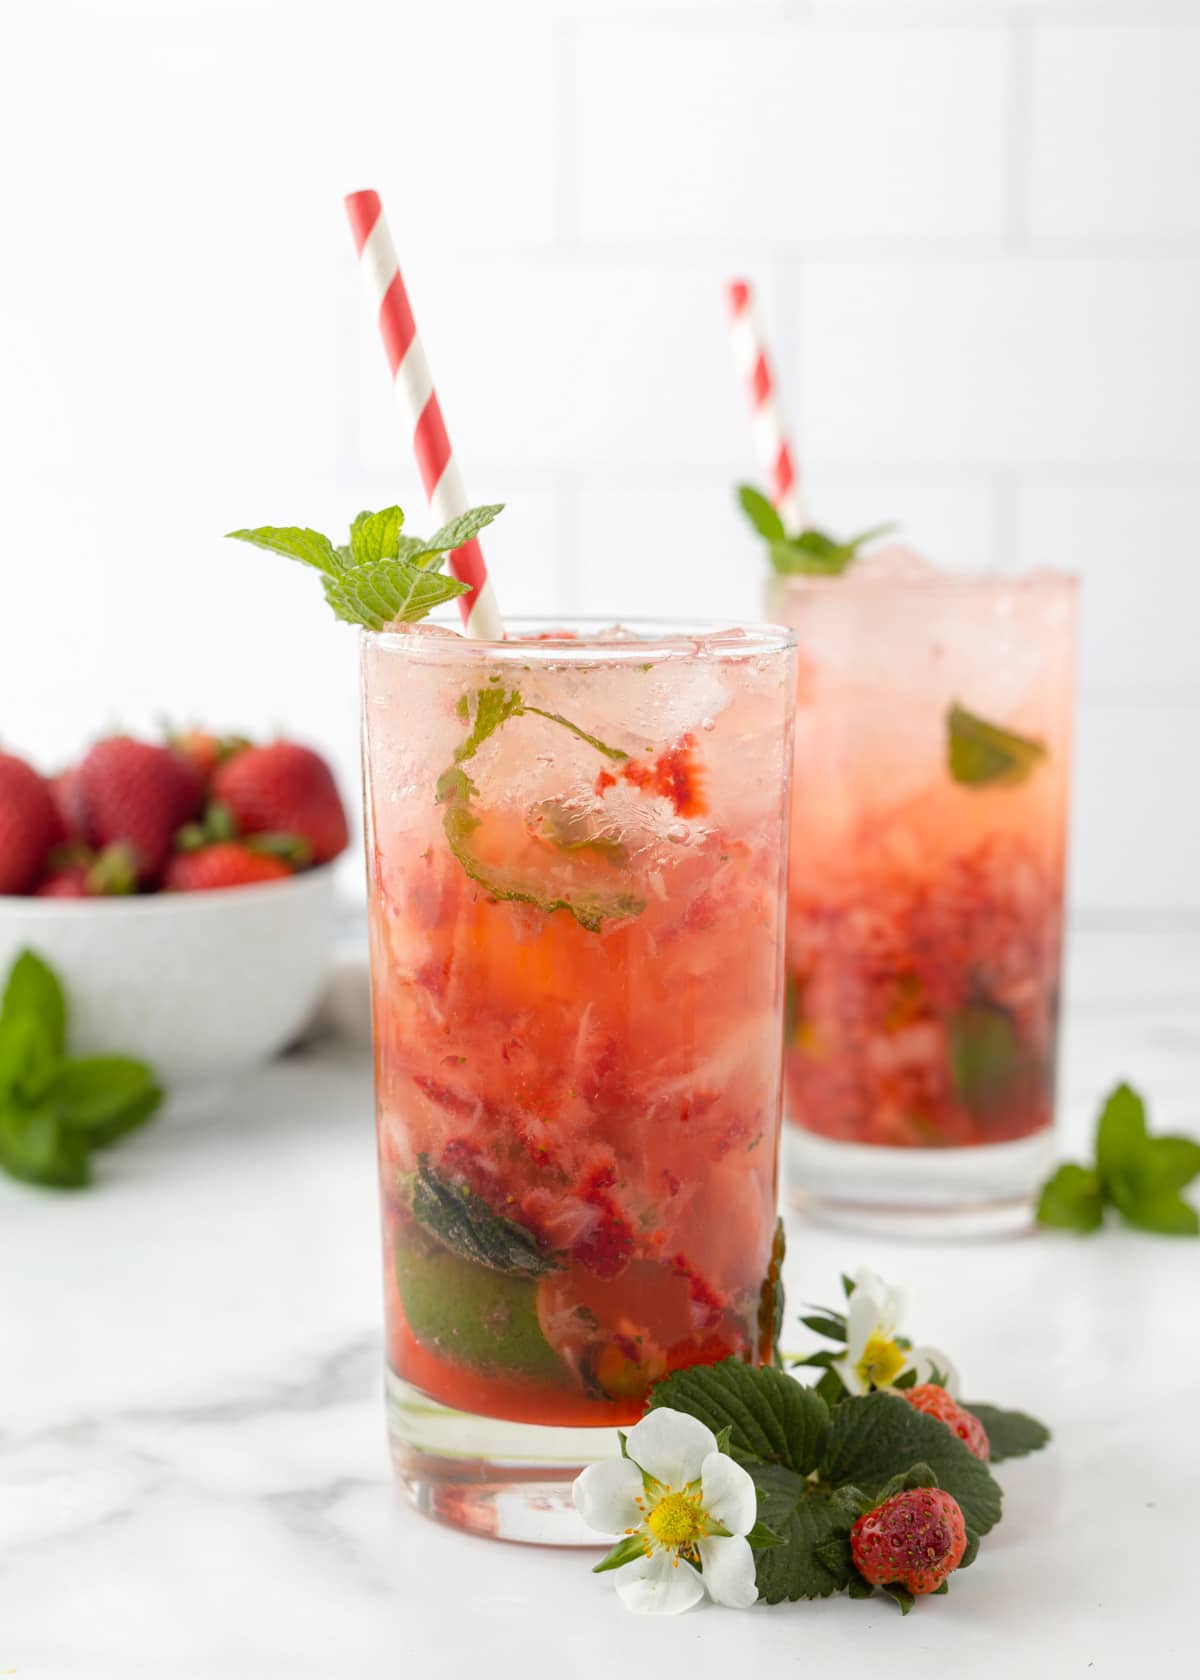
[769,560,1076,1229]
[362,620,795,1534]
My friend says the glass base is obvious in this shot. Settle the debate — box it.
[786,1125,1054,1240]
[386,1371,613,1545]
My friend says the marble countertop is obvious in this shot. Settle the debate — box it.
[3,917,1198,1679]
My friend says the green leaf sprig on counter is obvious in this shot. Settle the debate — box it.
[0,949,163,1188]
[1038,1081,1200,1236]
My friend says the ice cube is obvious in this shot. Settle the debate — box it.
[848,543,940,584]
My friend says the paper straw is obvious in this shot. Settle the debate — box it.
[726,279,804,534]
[345,190,504,639]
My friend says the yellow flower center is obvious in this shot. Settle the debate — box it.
[856,1332,906,1390]
[646,1490,707,1550]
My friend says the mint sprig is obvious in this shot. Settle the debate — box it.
[1037,1081,1200,1236]
[736,484,894,576]
[947,703,1047,789]
[0,950,163,1189]
[436,686,645,933]
[227,502,503,631]
[410,1154,560,1277]
[647,1363,1001,1608]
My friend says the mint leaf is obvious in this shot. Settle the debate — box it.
[2,949,66,1059]
[0,1103,91,1189]
[737,484,786,543]
[1118,1189,1199,1237]
[49,1057,162,1146]
[949,1000,1026,1116]
[1095,1081,1147,1193]
[225,526,342,574]
[1036,1163,1105,1232]
[349,506,405,565]
[767,524,896,578]
[0,1013,60,1104]
[322,560,470,630]
[411,1155,559,1277]
[1137,1135,1200,1194]
[962,1403,1051,1462]
[437,687,644,933]
[820,1392,1002,1540]
[947,704,1047,789]
[426,504,504,554]
[757,1218,787,1367]
[648,1358,831,1476]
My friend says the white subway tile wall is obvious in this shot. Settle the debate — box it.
[1,0,1197,909]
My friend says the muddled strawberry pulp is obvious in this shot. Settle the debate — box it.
[364,628,794,1427]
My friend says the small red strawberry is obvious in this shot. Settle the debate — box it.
[167,728,250,801]
[0,753,58,894]
[163,841,293,893]
[80,736,192,883]
[851,1487,968,1597]
[211,740,348,865]
[49,767,89,846]
[902,1386,990,1461]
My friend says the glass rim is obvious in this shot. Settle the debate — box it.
[362,616,797,666]
[767,566,1079,599]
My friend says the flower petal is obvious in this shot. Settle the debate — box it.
[843,1289,881,1362]
[833,1354,866,1396]
[904,1345,961,1397]
[614,1548,706,1615]
[697,1536,758,1609]
[624,1408,718,1490]
[700,1451,757,1537]
[573,1457,644,1536]
[852,1266,904,1337]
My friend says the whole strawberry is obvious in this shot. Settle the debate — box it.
[164,842,293,893]
[168,728,249,800]
[0,753,58,894]
[851,1487,967,1597]
[212,741,348,865]
[80,736,196,884]
[902,1385,990,1461]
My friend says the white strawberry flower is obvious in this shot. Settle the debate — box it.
[832,1266,959,1397]
[573,1408,759,1615]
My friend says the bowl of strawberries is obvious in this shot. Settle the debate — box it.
[0,730,350,1103]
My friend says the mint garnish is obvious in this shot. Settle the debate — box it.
[227,502,503,630]
[410,1154,559,1277]
[647,1364,1000,1607]
[437,686,645,933]
[947,703,1047,789]
[0,949,163,1189]
[1037,1081,1200,1237]
[736,484,894,576]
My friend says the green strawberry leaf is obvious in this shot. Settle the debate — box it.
[410,1155,560,1277]
[961,1402,1051,1462]
[0,1103,91,1189]
[349,506,406,565]
[2,948,67,1059]
[49,1057,163,1146]
[225,526,343,574]
[737,484,786,543]
[1035,1162,1105,1232]
[879,1582,916,1615]
[748,1466,861,1601]
[647,1358,831,1475]
[819,1391,1002,1540]
[947,704,1047,789]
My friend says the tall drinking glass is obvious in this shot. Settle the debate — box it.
[362,620,796,1542]
[769,569,1076,1236]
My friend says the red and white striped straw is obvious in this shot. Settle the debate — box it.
[725,279,804,534]
[344,189,503,639]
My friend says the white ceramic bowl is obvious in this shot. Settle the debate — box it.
[0,868,338,1106]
